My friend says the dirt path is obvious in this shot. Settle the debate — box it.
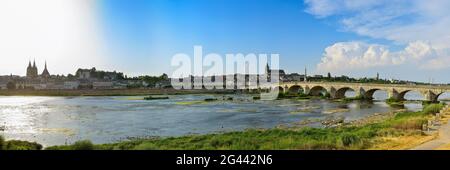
[412,105,450,150]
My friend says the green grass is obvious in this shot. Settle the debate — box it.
[423,103,446,115]
[385,97,404,106]
[46,128,374,150]
[0,137,42,150]
[47,140,94,150]
[340,95,364,103]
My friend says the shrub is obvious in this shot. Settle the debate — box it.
[72,140,94,150]
[0,135,4,150]
[423,103,445,115]
[339,133,361,147]
[386,97,400,103]
[391,119,427,130]
[277,93,286,99]
[298,92,308,97]
[4,140,42,150]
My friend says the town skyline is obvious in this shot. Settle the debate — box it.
[1,59,445,86]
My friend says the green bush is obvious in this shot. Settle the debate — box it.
[386,97,400,103]
[423,103,445,115]
[277,92,286,99]
[298,92,309,97]
[339,133,361,147]
[391,118,427,130]
[386,97,404,106]
[324,92,331,98]
[0,135,4,150]
[72,140,94,150]
[4,140,42,150]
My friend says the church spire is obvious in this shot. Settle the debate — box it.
[33,59,36,68]
[41,60,50,78]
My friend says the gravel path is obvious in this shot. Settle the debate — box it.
[412,106,450,150]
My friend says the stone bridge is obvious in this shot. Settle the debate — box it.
[259,82,450,102]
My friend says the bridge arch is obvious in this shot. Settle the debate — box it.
[437,92,450,102]
[363,89,389,100]
[287,85,304,95]
[398,90,424,101]
[308,86,327,96]
[334,87,356,99]
[364,89,380,99]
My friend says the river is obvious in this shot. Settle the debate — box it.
[0,91,448,147]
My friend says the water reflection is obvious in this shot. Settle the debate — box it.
[0,94,424,146]
[404,91,425,101]
[373,90,388,101]
[438,92,450,104]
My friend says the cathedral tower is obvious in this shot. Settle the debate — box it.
[26,59,38,78]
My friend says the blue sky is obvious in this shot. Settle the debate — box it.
[98,0,358,75]
[1,0,448,83]
[96,0,450,83]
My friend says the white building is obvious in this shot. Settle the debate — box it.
[93,81,113,89]
[64,81,80,90]
[0,83,6,90]
[45,83,65,90]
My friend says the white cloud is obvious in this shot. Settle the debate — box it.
[305,0,450,49]
[317,41,450,73]
[305,0,450,73]
[0,0,108,76]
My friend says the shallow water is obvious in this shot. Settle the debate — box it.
[0,94,425,146]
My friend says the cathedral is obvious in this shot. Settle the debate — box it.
[26,60,50,79]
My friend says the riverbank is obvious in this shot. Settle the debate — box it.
[37,103,444,150]
[1,101,445,150]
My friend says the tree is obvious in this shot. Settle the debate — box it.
[6,82,16,90]
[160,73,169,80]
[327,72,331,79]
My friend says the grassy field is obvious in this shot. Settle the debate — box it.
[1,103,446,150]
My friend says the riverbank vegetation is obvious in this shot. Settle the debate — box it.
[386,97,405,106]
[0,136,43,150]
[40,103,446,150]
[276,92,320,100]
